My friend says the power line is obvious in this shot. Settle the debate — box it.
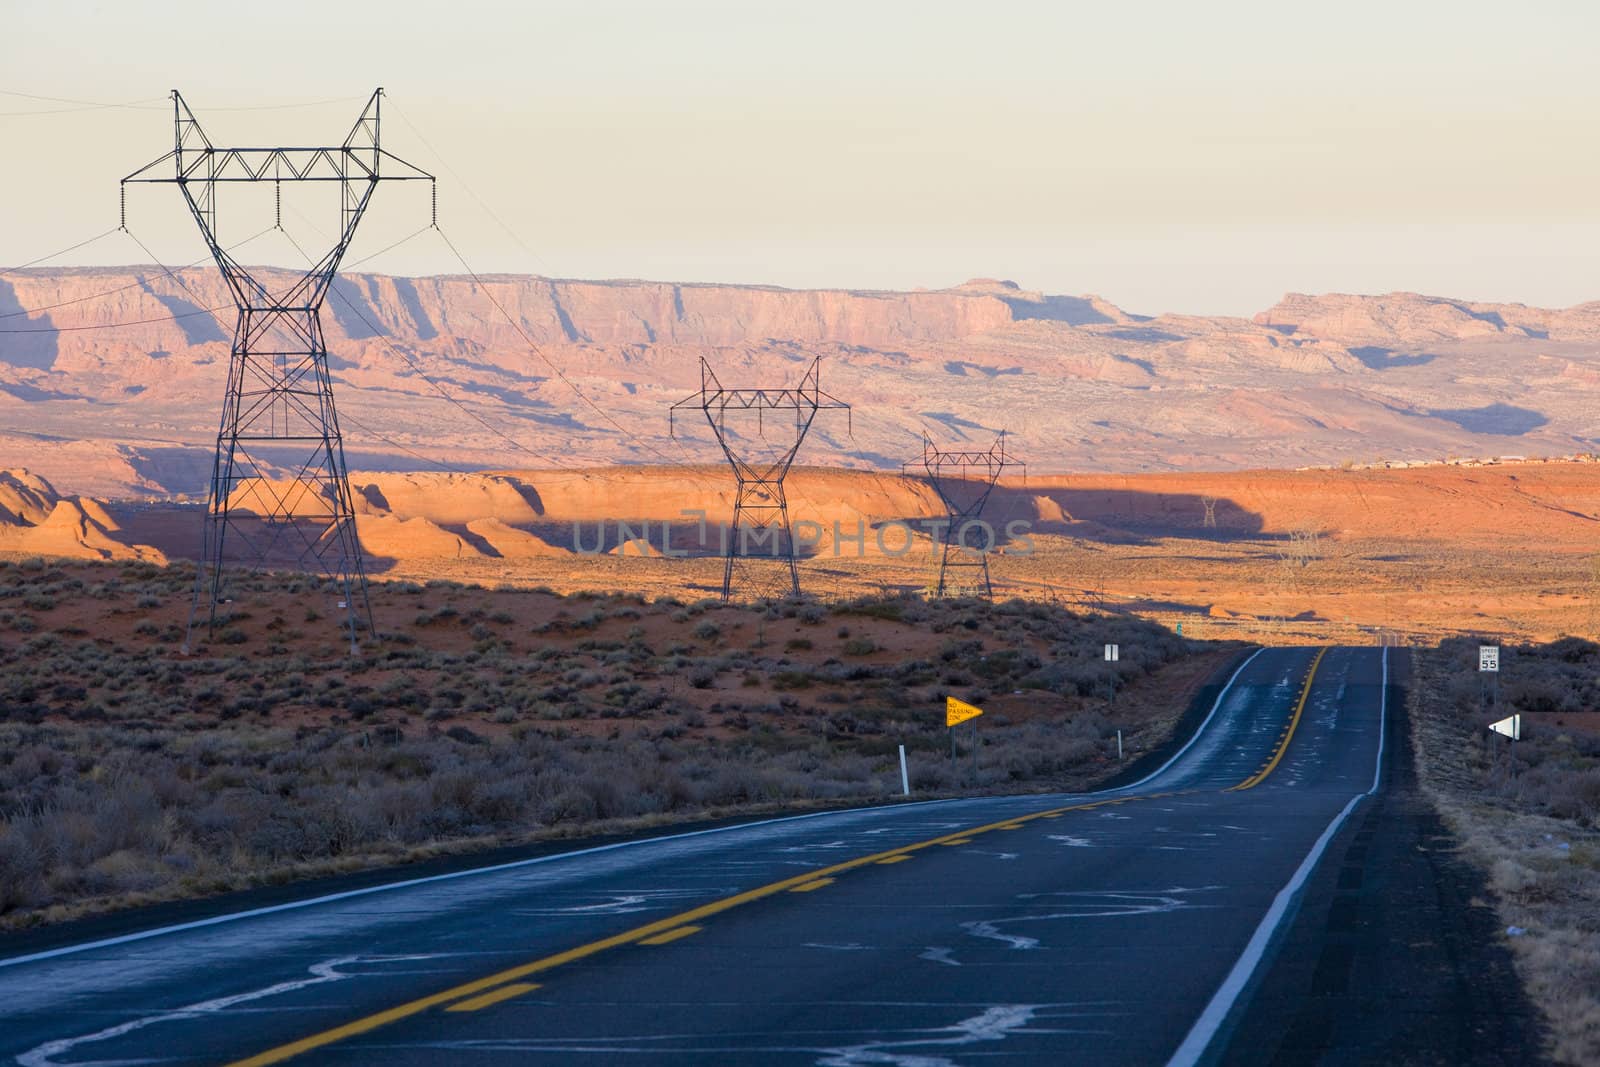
[259,202,612,484]
[187,96,364,113]
[0,89,163,107]
[0,89,360,117]
[120,226,233,322]
[1,227,121,276]
[0,303,232,333]
[382,95,684,466]
[343,224,435,271]
[386,98,558,276]
[276,223,578,472]
[338,411,472,475]
[0,226,275,320]
[0,89,167,117]
[268,207,695,480]
[117,224,475,481]
[432,223,679,464]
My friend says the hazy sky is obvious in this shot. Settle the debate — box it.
[4,0,1600,316]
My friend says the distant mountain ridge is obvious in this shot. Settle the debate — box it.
[1255,291,1600,345]
[1,267,1598,497]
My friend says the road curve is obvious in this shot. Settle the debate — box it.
[0,646,1390,1066]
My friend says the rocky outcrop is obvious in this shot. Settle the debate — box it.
[0,470,60,525]
[0,469,164,561]
[355,514,481,561]
[464,518,566,558]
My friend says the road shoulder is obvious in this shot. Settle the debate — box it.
[1224,651,1549,1065]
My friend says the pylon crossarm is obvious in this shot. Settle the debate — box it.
[121,151,178,184]
[124,145,433,185]
[705,390,850,415]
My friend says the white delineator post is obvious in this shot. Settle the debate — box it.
[898,744,910,796]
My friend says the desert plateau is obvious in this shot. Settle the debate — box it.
[8,269,1600,1055]
[16,7,1600,1063]
[4,266,1600,498]
[6,266,1600,647]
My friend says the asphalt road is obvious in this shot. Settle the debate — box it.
[0,646,1395,1066]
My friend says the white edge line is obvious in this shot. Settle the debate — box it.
[1166,646,1389,1067]
[0,647,1268,972]
[0,797,959,970]
[1116,646,1265,793]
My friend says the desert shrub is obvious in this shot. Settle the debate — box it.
[837,599,903,621]
[445,725,485,745]
[1507,677,1577,715]
[604,682,643,707]
[938,638,983,663]
[0,559,1218,928]
[771,670,814,691]
[538,786,598,824]
[1545,767,1600,824]
[972,649,1040,681]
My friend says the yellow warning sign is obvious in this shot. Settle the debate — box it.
[946,696,984,728]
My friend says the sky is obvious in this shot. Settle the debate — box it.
[4,0,1600,317]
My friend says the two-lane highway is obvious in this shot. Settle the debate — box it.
[0,646,1391,1066]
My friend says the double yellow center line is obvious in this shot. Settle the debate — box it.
[228,647,1328,1067]
[1228,648,1325,792]
[227,788,1175,1066]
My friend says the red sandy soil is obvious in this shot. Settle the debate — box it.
[74,459,1600,646]
[7,458,1600,645]
[0,557,1233,772]
[1522,712,1600,737]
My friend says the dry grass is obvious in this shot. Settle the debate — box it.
[0,558,1234,930]
[1411,640,1600,1064]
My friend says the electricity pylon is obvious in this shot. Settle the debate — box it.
[670,356,849,601]
[123,89,433,652]
[907,431,1022,599]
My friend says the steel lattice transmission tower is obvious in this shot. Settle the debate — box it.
[671,356,850,601]
[123,89,434,651]
[907,431,1022,600]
